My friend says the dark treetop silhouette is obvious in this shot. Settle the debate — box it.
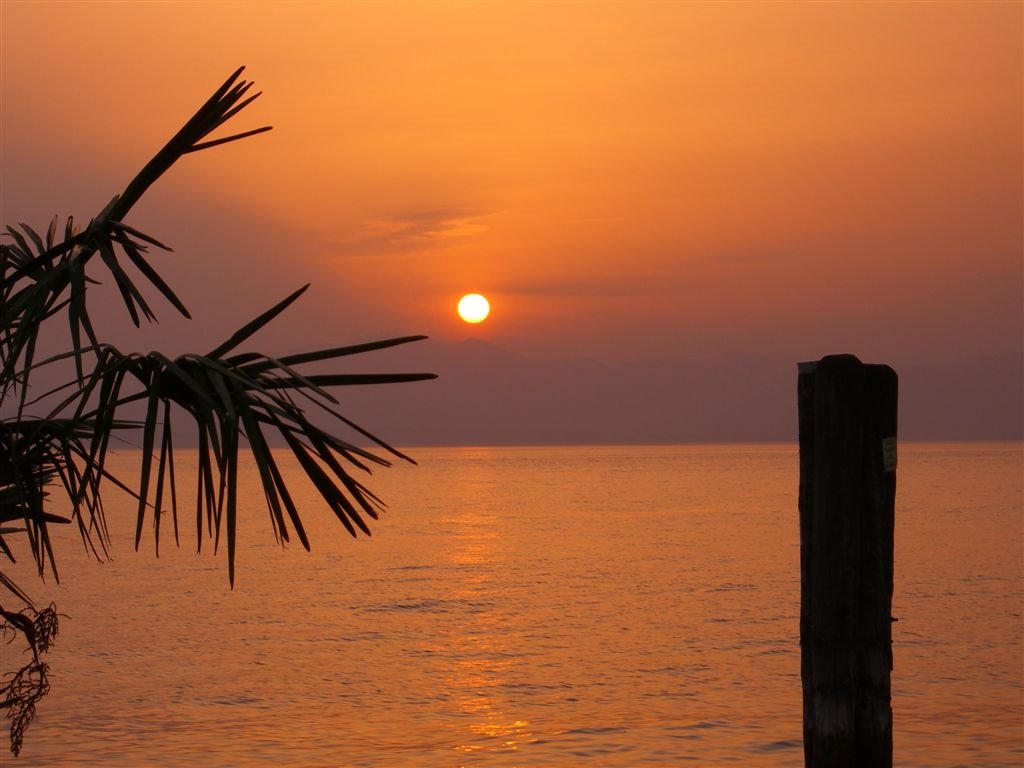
[0,67,435,756]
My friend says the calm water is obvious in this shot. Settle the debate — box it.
[3,443,1021,766]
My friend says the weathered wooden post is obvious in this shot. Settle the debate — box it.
[797,354,897,768]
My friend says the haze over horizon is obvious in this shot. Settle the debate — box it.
[1,1,1021,443]
[330,336,1022,446]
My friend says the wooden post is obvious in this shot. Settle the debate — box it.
[798,354,897,768]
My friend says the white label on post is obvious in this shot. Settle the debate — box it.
[882,437,897,472]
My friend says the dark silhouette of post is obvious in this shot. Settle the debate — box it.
[797,354,897,768]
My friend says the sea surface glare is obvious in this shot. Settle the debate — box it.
[4,443,1022,766]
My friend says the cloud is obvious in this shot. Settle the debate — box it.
[495,267,679,298]
[494,242,799,298]
[327,208,496,258]
[567,216,628,225]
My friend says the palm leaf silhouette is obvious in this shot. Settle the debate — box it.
[0,67,435,755]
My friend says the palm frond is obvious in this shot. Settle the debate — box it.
[2,66,435,755]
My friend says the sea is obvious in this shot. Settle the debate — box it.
[3,442,1021,767]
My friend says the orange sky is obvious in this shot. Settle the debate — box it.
[1,1,1021,365]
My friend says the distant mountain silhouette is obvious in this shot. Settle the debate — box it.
[336,339,1023,445]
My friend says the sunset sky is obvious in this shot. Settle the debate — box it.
[1,1,1021,372]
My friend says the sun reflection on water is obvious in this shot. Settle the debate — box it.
[443,453,539,759]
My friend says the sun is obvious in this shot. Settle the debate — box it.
[457,293,490,324]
